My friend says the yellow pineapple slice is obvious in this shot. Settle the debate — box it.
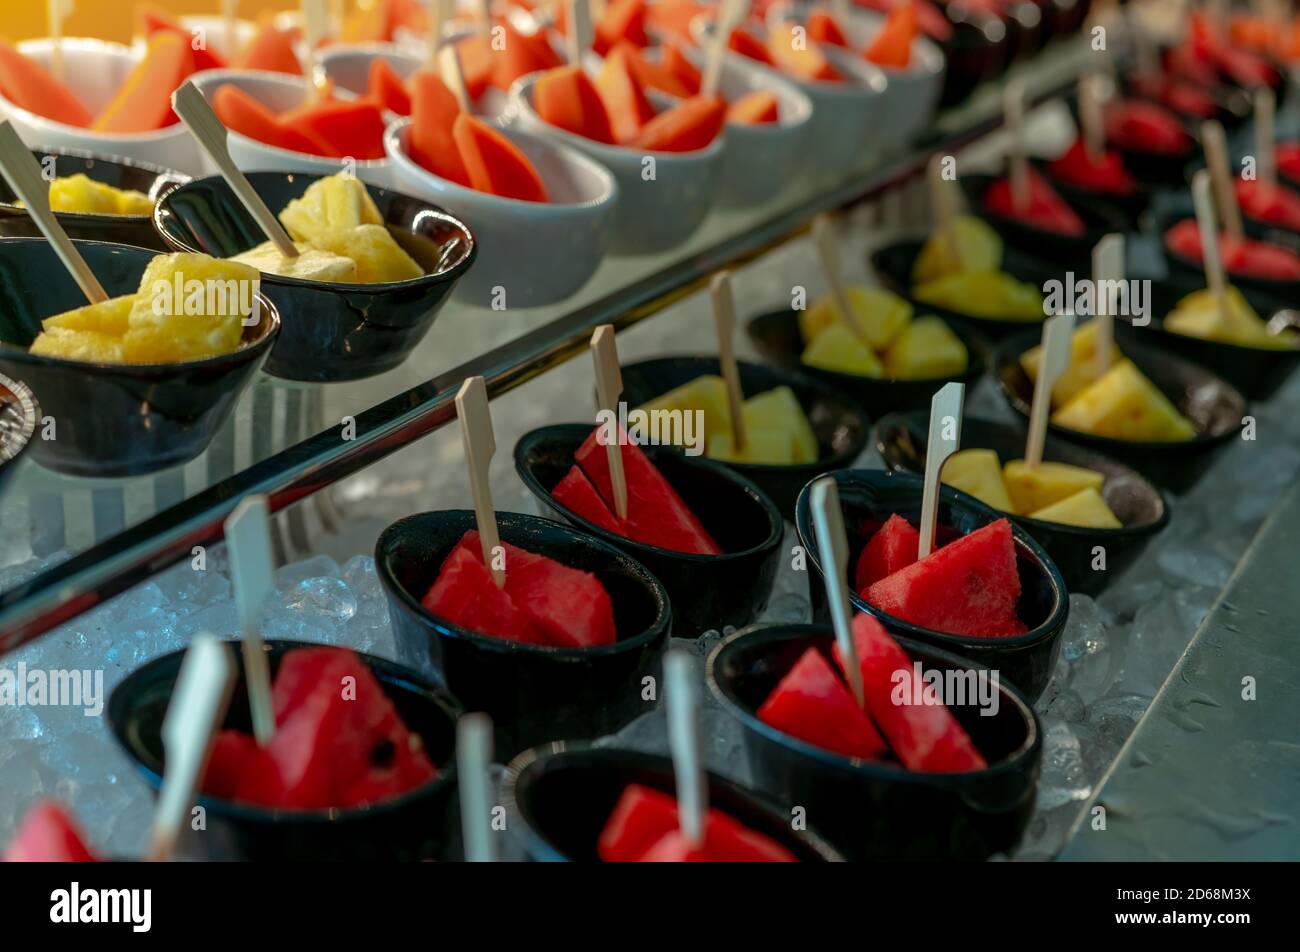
[231,240,359,283]
[911,214,1003,283]
[942,449,1016,513]
[800,286,911,350]
[127,253,257,361]
[29,326,125,363]
[1051,359,1197,442]
[1028,487,1123,529]
[114,188,157,216]
[801,323,884,377]
[309,225,423,284]
[912,271,1045,321]
[279,172,384,242]
[42,294,136,336]
[639,375,732,443]
[883,316,968,379]
[742,386,818,464]
[1164,286,1295,351]
[47,174,119,215]
[1021,321,1116,408]
[707,428,796,465]
[1002,459,1105,514]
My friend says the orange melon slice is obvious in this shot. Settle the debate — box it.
[453,114,549,203]
[631,94,726,152]
[596,45,658,143]
[409,69,470,186]
[0,39,92,127]
[535,65,617,145]
[727,90,780,124]
[94,32,196,133]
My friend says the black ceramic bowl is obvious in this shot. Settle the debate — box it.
[870,238,1053,339]
[1032,157,1153,226]
[618,356,870,516]
[514,424,784,635]
[502,744,843,861]
[875,411,1169,596]
[994,330,1246,493]
[107,640,463,861]
[0,148,189,253]
[706,623,1041,860]
[376,509,672,759]
[937,4,1011,106]
[0,370,38,497]
[1157,210,1300,309]
[795,469,1068,700]
[1115,280,1300,400]
[959,172,1129,265]
[154,171,476,382]
[0,239,278,478]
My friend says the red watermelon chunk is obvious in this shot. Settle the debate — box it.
[4,802,97,862]
[449,530,617,648]
[863,519,1027,637]
[835,615,987,772]
[552,465,623,533]
[854,513,920,590]
[757,647,886,760]
[421,545,548,645]
[983,166,1086,237]
[598,783,678,861]
[574,427,722,555]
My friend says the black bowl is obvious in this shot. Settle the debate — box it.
[0,239,278,478]
[1115,280,1300,400]
[0,148,189,253]
[870,238,1055,338]
[994,329,1246,493]
[154,171,476,382]
[936,5,1011,106]
[107,640,463,861]
[514,424,784,635]
[1032,157,1153,227]
[959,172,1129,265]
[0,370,38,496]
[795,469,1069,700]
[744,307,988,423]
[502,744,844,861]
[617,356,870,516]
[1156,207,1300,309]
[875,411,1169,596]
[706,623,1041,860]
[376,509,672,759]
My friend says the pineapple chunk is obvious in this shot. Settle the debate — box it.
[114,189,157,216]
[800,287,911,349]
[28,326,124,363]
[35,174,155,216]
[801,323,884,377]
[310,225,423,284]
[1021,321,1116,408]
[911,215,1003,283]
[707,428,796,465]
[128,253,257,362]
[742,386,818,464]
[1028,487,1122,529]
[1164,286,1295,351]
[41,294,136,336]
[1052,359,1197,442]
[942,449,1016,513]
[279,172,384,242]
[639,375,732,443]
[1002,459,1105,514]
[912,271,1045,321]
[883,316,968,379]
[231,240,359,283]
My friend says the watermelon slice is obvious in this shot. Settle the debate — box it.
[807,11,850,47]
[864,519,1027,637]
[1102,99,1190,156]
[864,2,917,70]
[369,57,412,116]
[3,802,97,862]
[449,530,617,647]
[535,65,618,145]
[410,69,470,186]
[552,466,623,533]
[290,99,388,160]
[237,22,303,74]
[0,40,93,127]
[95,31,196,133]
[452,114,550,202]
[835,614,988,772]
[631,95,726,152]
[757,646,887,759]
[204,729,265,799]
[727,91,780,125]
[421,545,548,645]
[573,427,722,555]
[597,45,658,143]
[854,513,920,591]
[983,166,1087,237]
[213,84,333,156]
[1165,219,1300,280]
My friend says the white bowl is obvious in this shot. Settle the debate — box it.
[319,43,422,97]
[509,73,724,255]
[0,39,203,175]
[386,118,618,307]
[187,69,392,187]
[129,15,258,62]
[690,19,889,185]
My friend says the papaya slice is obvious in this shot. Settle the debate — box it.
[453,114,549,202]
[137,6,228,70]
[596,45,658,143]
[0,39,92,127]
[623,43,693,98]
[594,0,650,55]
[368,57,412,115]
[236,22,302,74]
[409,69,470,186]
[662,42,702,95]
[456,34,493,101]
[213,84,332,156]
[491,22,563,92]
[728,27,777,67]
[865,2,917,70]
[94,32,196,133]
[807,11,850,47]
[535,65,617,145]
[767,23,841,82]
[631,94,726,152]
[727,90,780,124]
[291,98,387,160]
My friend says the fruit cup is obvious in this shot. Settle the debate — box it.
[706,623,1042,860]
[509,72,725,255]
[385,118,619,308]
[0,38,203,175]
[514,423,784,634]
[794,469,1069,701]
[0,148,189,252]
[0,371,38,496]
[502,743,845,861]
[617,355,871,515]
[0,239,279,478]
[994,330,1248,493]
[376,510,672,758]
[154,170,476,382]
[319,42,421,103]
[107,640,463,861]
[875,411,1169,596]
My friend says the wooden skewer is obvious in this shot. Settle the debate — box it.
[1192,169,1231,323]
[809,477,865,707]
[565,0,592,67]
[1256,86,1277,194]
[1025,311,1077,469]
[702,0,745,99]
[456,376,505,587]
[0,121,108,304]
[474,0,493,33]
[457,713,497,862]
[665,649,707,849]
[223,496,278,746]
[711,271,747,455]
[1091,233,1123,374]
[1004,79,1030,214]
[590,325,629,520]
[1201,120,1244,242]
[919,382,964,560]
[302,0,331,104]
[1078,73,1104,163]
[171,82,300,259]
[426,0,447,68]
[439,44,471,113]
[221,0,240,56]
[47,0,66,84]
[927,154,961,270]
[811,214,868,345]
